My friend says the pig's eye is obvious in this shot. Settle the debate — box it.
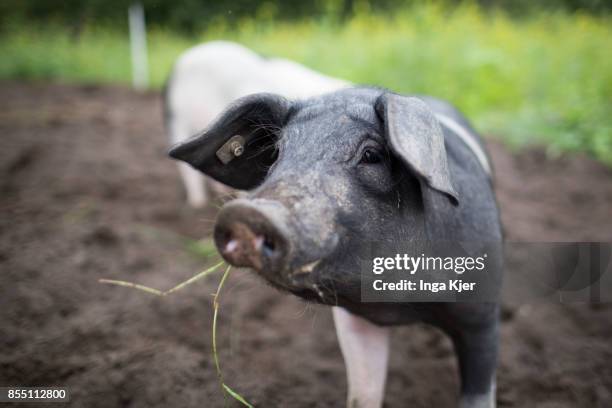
[360,148,383,165]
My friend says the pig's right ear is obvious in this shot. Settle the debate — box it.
[168,93,291,190]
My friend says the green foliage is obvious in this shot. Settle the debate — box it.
[0,3,610,164]
[2,0,610,35]
[185,238,221,261]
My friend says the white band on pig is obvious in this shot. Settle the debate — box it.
[435,113,492,176]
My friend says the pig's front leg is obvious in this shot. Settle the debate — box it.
[451,322,498,408]
[333,306,390,408]
[177,162,207,208]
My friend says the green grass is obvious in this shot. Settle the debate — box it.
[1,3,611,164]
[100,262,254,406]
[185,238,221,261]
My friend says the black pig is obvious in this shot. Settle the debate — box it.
[170,88,502,408]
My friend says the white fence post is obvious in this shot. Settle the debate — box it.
[128,2,149,90]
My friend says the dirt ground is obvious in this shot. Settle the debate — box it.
[1,81,611,408]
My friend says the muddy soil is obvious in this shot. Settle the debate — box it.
[1,82,611,407]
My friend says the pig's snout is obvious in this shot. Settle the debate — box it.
[214,199,291,276]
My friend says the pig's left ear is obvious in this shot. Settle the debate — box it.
[376,93,459,206]
[169,93,291,190]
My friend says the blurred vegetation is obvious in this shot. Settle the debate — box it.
[1,0,610,34]
[185,238,221,261]
[0,1,610,165]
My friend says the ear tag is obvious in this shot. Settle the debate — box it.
[216,135,245,164]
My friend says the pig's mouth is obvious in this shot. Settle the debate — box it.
[288,287,326,302]
[263,258,328,299]
[289,259,321,280]
[287,259,323,294]
[247,256,338,304]
[285,258,348,304]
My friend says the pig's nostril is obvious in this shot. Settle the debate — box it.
[264,235,276,251]
[261,235,276,258]
[214,200,290,273]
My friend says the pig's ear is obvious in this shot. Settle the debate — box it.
[376,93,459,206]
[169,93,291,190]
